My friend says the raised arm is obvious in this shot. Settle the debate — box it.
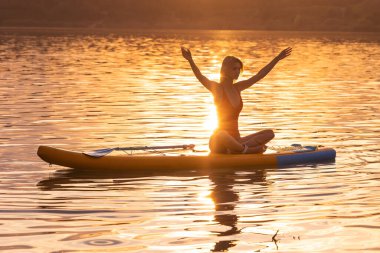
[181,47,217,92]
[236,47,292,92]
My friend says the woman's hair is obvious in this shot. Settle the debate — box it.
[220,56,243,80]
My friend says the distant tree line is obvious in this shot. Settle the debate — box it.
[0,0,379,32]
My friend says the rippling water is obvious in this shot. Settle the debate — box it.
[0,29,379,252]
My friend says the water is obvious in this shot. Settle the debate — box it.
[0,29,379,252]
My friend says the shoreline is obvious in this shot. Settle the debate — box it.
[1,26,380,37]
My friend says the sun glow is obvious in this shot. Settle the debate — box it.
[208,73,220,81]
[197,190,214,206]
[203,103,218,133]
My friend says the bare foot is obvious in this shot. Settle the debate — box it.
[246,145,267,154]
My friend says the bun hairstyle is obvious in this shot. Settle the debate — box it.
[220,56,243,80]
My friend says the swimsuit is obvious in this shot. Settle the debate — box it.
[209,86,243,153]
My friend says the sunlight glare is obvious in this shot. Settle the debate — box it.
[197,190,214,206]
[203,103,217,133]
[208,73,220,81]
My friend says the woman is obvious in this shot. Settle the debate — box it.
[181,46,292,154]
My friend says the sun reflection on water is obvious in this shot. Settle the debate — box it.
[197,190,215,207]
[1,30,380,253]
[203,101,218,134]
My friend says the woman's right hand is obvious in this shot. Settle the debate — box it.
[181,46,192,61]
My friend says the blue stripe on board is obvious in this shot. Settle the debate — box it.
[277,149,336,167]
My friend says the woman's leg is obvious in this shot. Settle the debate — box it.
[241,129,275,149]
[237,129,275,154]
[210,130,272,154]
[209,130,244,154]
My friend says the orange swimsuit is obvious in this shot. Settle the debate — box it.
[215,87,243,139]
[209,87,243,153]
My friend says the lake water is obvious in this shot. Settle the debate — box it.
[0,29,379,252]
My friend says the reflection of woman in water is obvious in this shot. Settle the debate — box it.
[38,166,270,252]
[181,47,292,154]
[209,169,268,252]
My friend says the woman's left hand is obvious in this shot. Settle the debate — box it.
[277,47,292,60]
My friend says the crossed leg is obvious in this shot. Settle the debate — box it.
[209,130,244,154]
[241,129,275,154]
[209,129,275,154]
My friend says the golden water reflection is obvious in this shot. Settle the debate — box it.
[0,30,380,252]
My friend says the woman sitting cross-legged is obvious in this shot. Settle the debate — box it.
[181,46,292,154]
